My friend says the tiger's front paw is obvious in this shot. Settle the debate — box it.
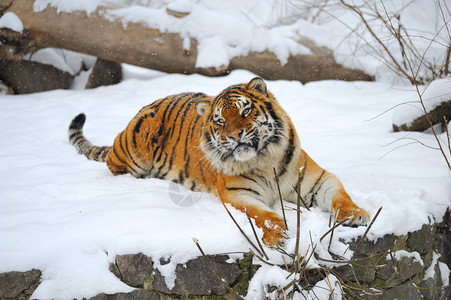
[260,215,287,248]
[334,206,370,227]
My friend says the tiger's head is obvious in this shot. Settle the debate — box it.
[196,77,293,176]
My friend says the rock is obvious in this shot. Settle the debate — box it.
[231,253,254,296]
[89,289,160,300]
[0,59,74,94]
[436,208,451,268]
[153,255,242,296]
[333,259,376,283]
[343,234,395,257]
[85,58,122,89]
[407,224,435,255]
[376,254,424,287]
[392,100,451,132]
[114,253,154,288]
[362,282,422,300]
[420,261,443,300]
[0,268,41,299]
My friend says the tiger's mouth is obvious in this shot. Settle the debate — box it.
[232,140,258,161]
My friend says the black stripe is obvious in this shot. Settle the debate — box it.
[100,148,110,161]
[155,153,168,178]
[262,101,282,143]
[111,147,130,168]
[225,186,261,196]
[169,95,194,139]
[152,127,165,162]
[178,170,184,184]
[166,94,188,121]
[310,180,328,208]
[240,174,257,184]
[92,147,103,161]
[168,100,196,167]
[249,171,269,185]
[118,132,141,173]
[278,126,295,177]
[72,135,85,146]
[183,131,190,160]
[307,170,326,196]
[124,130,146,171]
[184,156,190,179]
[69,132,81,141]
[190,115,200,140]
[132,116,145,147]
[158,94,183,140]
[299,156,307,183]
[199,163,206,184]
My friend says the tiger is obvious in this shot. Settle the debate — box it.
[68,77,370,246]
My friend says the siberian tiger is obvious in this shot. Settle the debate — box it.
[68,78,370,246]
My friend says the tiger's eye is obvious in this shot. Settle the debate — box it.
[242,108,252,117]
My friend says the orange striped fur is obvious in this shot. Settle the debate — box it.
[69,78,369,247]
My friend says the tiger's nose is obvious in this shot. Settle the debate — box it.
[229,129,244,142]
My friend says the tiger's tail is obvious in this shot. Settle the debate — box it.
[68,113,112,163]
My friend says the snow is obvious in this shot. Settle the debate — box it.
[439,261,450,286]
[389,250,424,266]
[167,0,194,14]
[1,68,450,299]
[102,4,310,68]
[24,48,96,76]
[393,78,451,127]
[33,0,110,15]
[0,12,23,32]
[30,0,449,82]
[424,252,440,281]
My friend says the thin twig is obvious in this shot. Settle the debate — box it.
[320,218,347,242]
[218,198,265,258]
[317,250,389,264]
[273,166,288,230]
[354,207,383,253]
[249,249,275,266]
[245,209,269,260]
[387,249,398,273]
[294,168,303,272]
[444,116,451,157]
[328,210,341,252]
[291,185,310,211]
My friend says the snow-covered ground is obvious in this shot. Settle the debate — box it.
[0,68,450,299]
[0,0,450,298]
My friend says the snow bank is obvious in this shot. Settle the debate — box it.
[439,262,450,286]
[24,48,96,76]
[0,12,23,32]
[393,78,451,127]
[0,69,450,299]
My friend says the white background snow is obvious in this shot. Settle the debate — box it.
[1,0,450,299]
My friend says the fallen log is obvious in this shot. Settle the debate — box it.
[1,0,373,83]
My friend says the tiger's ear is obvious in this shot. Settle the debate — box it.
[247,77,267,94]
[196,100,211,116]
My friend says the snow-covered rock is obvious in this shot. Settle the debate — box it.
[393,78,451,132]
[0,12,23,32]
